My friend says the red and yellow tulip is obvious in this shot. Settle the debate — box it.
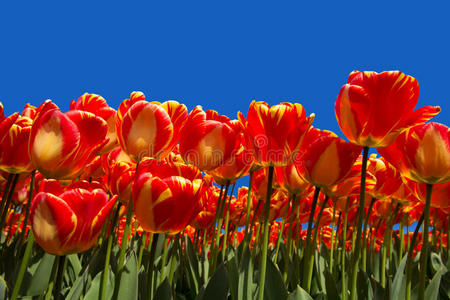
[335,70,440,147]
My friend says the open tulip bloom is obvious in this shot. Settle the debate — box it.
[1,75,449,300]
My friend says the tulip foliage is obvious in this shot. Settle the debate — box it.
[0,73,448,300]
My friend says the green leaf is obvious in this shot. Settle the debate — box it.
[67,254,82,276]
[84,266,115,300]
[185,236,200,294]
[23,253,55,296]
[225,255,239,300]
[0,276,7,300]
[200,263,229,300]
[116,251,139,300]
[425,267,446,300]
[154,278,172,300]
[430,253,447,273]
[264,257,288,300]
[287,286,313,300]
[323,269,339,300]
[238,245,254,300]
[390,255,407,300]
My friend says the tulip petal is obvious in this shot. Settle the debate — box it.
[31,192,77,255]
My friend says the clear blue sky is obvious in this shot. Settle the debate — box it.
[1,2,448,133]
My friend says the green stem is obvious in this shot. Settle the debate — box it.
[245,171,254,239]
[329,197,337,273]
[398,217,404,267]
[0,174,19,232]
[274,205,289,263]
[349,146,369,300]
[361,197,376,272]
[44,255,60,300]
[222,183,236,260]
[11,232,35,300]
[147,233,159,299]
[18,170,36,246]
[257,166,274,300]
[100,201,120,300]
[302,186,320,293]
[406,213,424,300]
[418,184,433,300]
[211,183,229,273]
[159,235,169,283]
[54,255,66,300]
[341,197,350,300]
[283,194,297,282]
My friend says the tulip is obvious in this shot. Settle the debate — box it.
[102,148,136,202]
[238,101,314,167]
[132,158,204,234]
[295,128,363,187]
[335,70,440,148]
[379,122,450,300]
[378,122,450,185]
[29,101,109,180]
[116,91,187,161]
[30,180,116,255]
[71,93,118,153]
[179,106,239,171]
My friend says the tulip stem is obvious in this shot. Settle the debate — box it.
[211,183,229,273]
[0,174,19,233]
[302,186,320,293]
[398,217,404,267]
[329,197,337,273]
[10,232,34,300]
[305,194,328,292]
[274,204,289,264]
[244,171,254,239]
[54,255,66,300]
[44,254,60,300]
[349,146,369,300]
[15,171,35,248]
[418,184,433,300]
[406,212,424,300]
[361,197,376,272]
[257,165,274,300]
[222,183,236,260]
[341,197,350,300]
[283,194,297,283]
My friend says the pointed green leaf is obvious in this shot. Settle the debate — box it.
[201,263,229,300]
[22,253,55,296]
[154,278,172,300]
[287,285,313,300]
[116,251,138,300]
[264,257,288,300]
[84,267,115,300]
[425,267,446,300]
[390,255,407,300]
[323,269,339,300]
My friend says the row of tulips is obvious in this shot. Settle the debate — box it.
[0,70,448,300]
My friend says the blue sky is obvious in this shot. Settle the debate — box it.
[1,2,448,134]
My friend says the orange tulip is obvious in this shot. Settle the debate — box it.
[30,180,116,255]
[29,101,109,180]
[366,154,402,199]
[102,148,136,202]
[179,106,239,171]
[132,158,204,234]
[70,93,118,153]
[295,128,362,187]
[378,122,450,184]
[335,70,440,147]
[116,91,187,161]
[0,110,33,174]
[274,164,313,197]
[238,101,314,167]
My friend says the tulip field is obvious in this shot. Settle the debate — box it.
[1,70,449,300]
